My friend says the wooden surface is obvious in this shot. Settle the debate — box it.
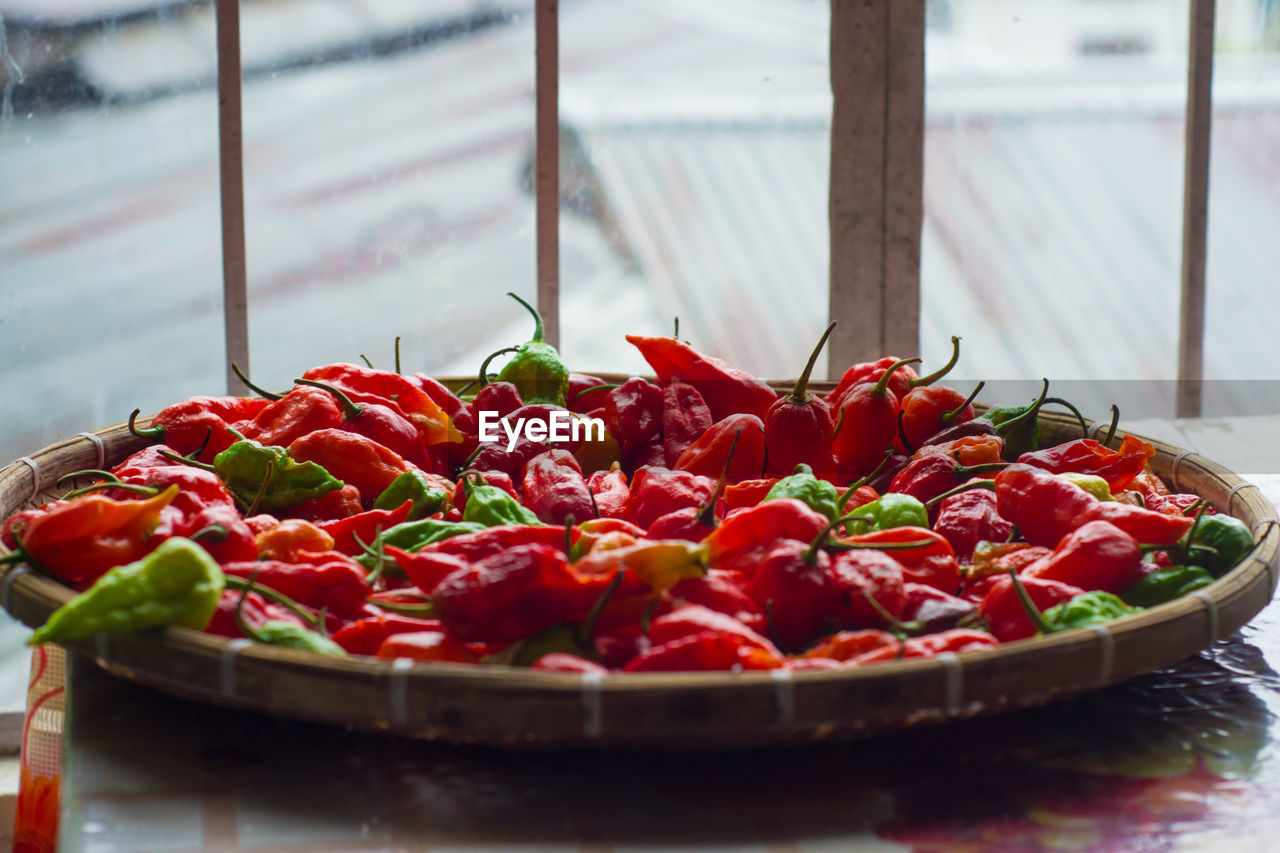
[215,0,250,396]
[535,0,561,349]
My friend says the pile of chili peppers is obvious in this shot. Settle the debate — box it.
[0,299,1260,674]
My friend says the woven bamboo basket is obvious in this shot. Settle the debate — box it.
[1,380,1277,747]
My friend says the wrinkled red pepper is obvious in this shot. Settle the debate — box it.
[625,334,778,421]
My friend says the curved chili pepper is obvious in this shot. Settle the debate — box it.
[301,363,456,447]
[625,334,778,422]
[128,395,266,461]
[330,613,444,655]
[978,574,1085,641]
[222,555,369,619]
[240,386,346,448]
[1017,434,1156,493]
[933,489,1011,563]
[626,467,715,529]
[992,464,1099,548]
[586,465,631,520]
[316,500,414,556]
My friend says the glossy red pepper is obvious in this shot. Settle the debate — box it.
[721,478,779,513]
[316,500,413,556]
[648,604,780,657]
[603,377,663,453]
[799,629,898,662]
[532,653,610,674]
[888,435,1005,504]
[586,465,631,520]
[241,386,346,448]
[294,377,429,470]
[674,414,767,484]
[288,429,409,503]
[1017,434,1156,493]
[409,373,465,417]
[302,363,454,447]
[376,630,477,663]
[901,583,977,632]
[204,589,310,638]
[222,555,370,618]
[414,524,566,563]
[1076,501,1193,546]
[979,574,1084,641]
[627,467,716,529]
[662,378,714,467]
[896,380,979,450]
[849,628,998,664]
[749,539,831,649]
[823,548,908,628]
[933,489,1012,563]
[764,323,837,478]
[831,357,920,477]
[129,396,267,462]
[622,630,784,672]
[330,613,444,656]
[289,483,364,521]
[839,527,961,593]
[625,334,778,422]
[825,356,919,410]
[668,569,765,634]
[705,498,830,573]
[522,449,594,526]
[993,464,1098,548]
[565,373,612,414]
[1022,519,1144,593]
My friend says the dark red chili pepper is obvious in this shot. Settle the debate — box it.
[385,545,469,595]
[824,548,908,628]
[889,435,1006,505]
[413,524,566,563]
[901,583,977,633]
[662,378,714,467]
[316,500,414,556]
[603,377,663,453]
[993,464,1099,548]
[470,381,523,420]
[113,465,236,516]
[648,604,780,657]
[522,449,594,526]
[668,569,765,634]
[764,323,837,478]
[706,498,830,573]
[750,539,831,650]
[566,373,613,414]
[626,467,715,529]
[177,504,259,564]
[933,489,1012,563]
[625,334,778,422]
[897,381,981,451]
[586,465,631,520]
[622,630,784,672]
[826,357,919,410]
[204,589,310,639]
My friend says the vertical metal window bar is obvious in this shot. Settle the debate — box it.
[1177,0,1216,418]
[535,0,561,349]
[216,0,250,394]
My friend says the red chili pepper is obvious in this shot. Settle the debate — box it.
[376,630,477,663]
[469,433,553,483]
[979,575,1084,641]
[831,357,920,477]
[409,373,465,417]
[993,464,1098,548]
[962,543,1054,599]
[294,377,428,469]
[289,483,364,521]
[764,323,837,478]
[705,498,830,573]
[532,653,610,674]
[622,631,784,672]
[433,542,609,643]
[111,445,186,475]
[175,504,258,564]
[824,548,908,628]
[602,377,663,453]
[113,465,236,516]
[839,527,961,593]
[471,381,523,419]
[386,546,470,595]
[721,477,779,513]
[330,613,443,656]
[897,382,980,450]
[522,449,594,526]
[587,465,631,520]
[901,583,977,632]
[1022,519,1144,593]
[301,363,455,448]
[625,334,778,422]
[566,373,612,414]
[668,569,765,634]
[933,489,1012,563]
[204,589,310,638]
[1017,434,1156,493]
[241,386,346,448]
[749,539,831,649]
[849,628,998,664]
[316,500,413,556]
[799,629,897,661]
[675,414,766,483]
[648,604,781,657]
[222,555,370,618]
[622,440,666,477]
[662,378,714,467]
[626,467,715,529]
[414,524,566,563]
[129,396,267,461]
[1076,501,1193,546]
[288,429,409,503]
[888,435,1005,504]
[8,486,178,584]
[825,356,919,410]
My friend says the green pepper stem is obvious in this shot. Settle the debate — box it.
[804,513,876,562]
[359,354,374,369]
[370,599,436,617]
[910,336,961,389]
[1006,568,1057,635]
[186,427,214,461]
[1039,397,1089,441]
[61,481,160,501]
[991,379,1049,434]
[872,357,922,398]
[838,448,895,508]
[1101,404,1120,446]
[788,322,837,404]
[640,595,661,637]
[574,569,624,648]
[395,336,403,375]
[190,524,229,544]
[953,461,1009,480]
[574,384,619,400]
[859,588,923,637]
[127,409,165,441]
[232,571,271,643]
[673,317,680,339]
[56,469,119,486]
[231,363,283,401]
[941,381,986,427]
[696,429,742,527]
[825,537,939,552]
[243,458,275,518]
[897,409,915,455]
[924,478,997,508]
[225,573,319,627]
[477,346,520,387]
[507,291,545,343]
[158,449,216,473]
[831,406,846,440]
[294,378,363,421]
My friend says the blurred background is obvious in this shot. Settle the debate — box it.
[1,0,1279,705]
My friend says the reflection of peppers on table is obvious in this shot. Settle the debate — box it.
[30,537,223,644]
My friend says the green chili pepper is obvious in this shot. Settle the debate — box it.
[1120,564,1214,608]
[1060,472,1113,501]
[372,471,447,520]
[1039,591,1143,633]
[231,577,346,657]
[765,464,841,521]
[493,292,569,406]
[213,439,342,511]
[460,472,543,528]
[851,493,928,533]
[1186,514,1255,577]
[30,538,224,645]
[354,518,486,568]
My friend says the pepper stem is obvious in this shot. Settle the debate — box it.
[232,570,271,643]
[1006,568,1056,635]
[1101,404,1120,446]
[897,409,915,455]
[696,429,742,527]
[859,588,923,637]
[803,513,876,562]
[574,384,619,400]
[158,449,216,473]
[477,346,520,387]
[294,378,364,421]
[673,317,679,339]
[953,461,1009,480]
[61,481,160,501]
[228,578,320,628]
[243,459,275,517]
[788,322,837,404]
[910,336,961,388]
[838,448,895,509]
[231,363,283,401]
[127,409,165,441]
[872,357,922,398]
[991,379,1050,434]
[1040,397,1089,441]
[186,427,214,461]
[941,381,986,427]
[507,291,545,343]
[395,336,402,375]
[924,478,997,508]
[359,354,374,369]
